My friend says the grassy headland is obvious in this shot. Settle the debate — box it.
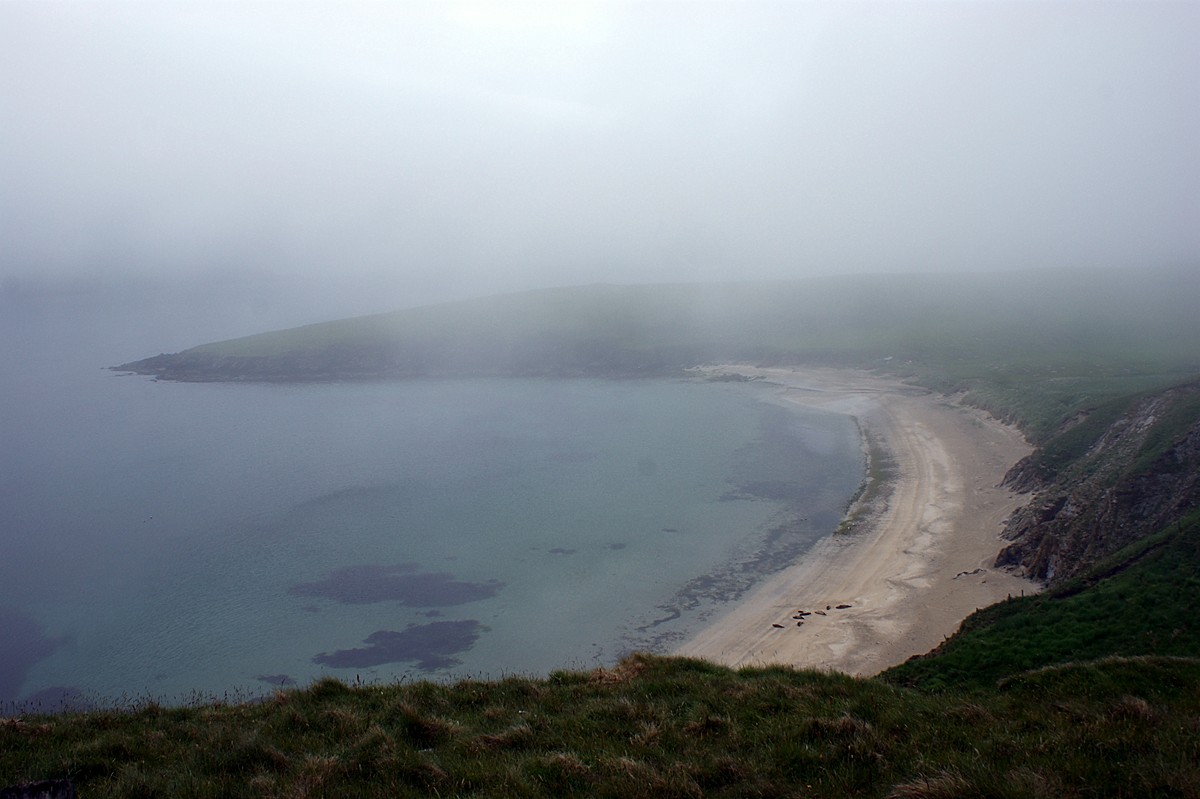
[117,267,1200,441]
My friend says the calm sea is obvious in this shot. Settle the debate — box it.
[0,285,863,709]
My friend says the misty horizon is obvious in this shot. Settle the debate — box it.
[2,0,1197,311]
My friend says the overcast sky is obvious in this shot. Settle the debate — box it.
[2,1,1198,306]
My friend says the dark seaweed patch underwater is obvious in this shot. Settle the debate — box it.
[289,563,504,607]
[313,621,485,671]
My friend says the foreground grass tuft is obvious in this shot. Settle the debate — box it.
[4,654,1200,797]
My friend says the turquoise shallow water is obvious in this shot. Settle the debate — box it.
[0,293,863,708]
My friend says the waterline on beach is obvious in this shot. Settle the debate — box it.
[676,366,1038,675]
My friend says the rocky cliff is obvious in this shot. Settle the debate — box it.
[996,380,1200,583]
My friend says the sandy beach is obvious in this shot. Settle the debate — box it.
[676,366,1039,676]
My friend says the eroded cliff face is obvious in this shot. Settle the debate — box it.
[996,382,1200,584]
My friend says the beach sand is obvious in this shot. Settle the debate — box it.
[675,366,1038,676]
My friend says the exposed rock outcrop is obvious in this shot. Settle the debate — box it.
[996,381,1200,584]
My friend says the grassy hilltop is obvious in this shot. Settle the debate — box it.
[10,266,1199,796]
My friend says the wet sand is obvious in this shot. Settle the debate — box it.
[676,366,1038,676]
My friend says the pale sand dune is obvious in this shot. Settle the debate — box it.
[675,366,1038,676]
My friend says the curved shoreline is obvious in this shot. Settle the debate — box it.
[676,366,1039,676]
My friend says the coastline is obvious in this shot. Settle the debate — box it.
[676,365,1039,676]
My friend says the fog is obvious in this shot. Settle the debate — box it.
[2,1,1198,316]
[3,0,1200,713]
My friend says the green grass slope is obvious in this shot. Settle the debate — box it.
[884,512,1200,692]
[4,654,1200,798]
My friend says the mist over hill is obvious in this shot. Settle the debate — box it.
[8,0,1200,789]
[118,267,1200,390]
